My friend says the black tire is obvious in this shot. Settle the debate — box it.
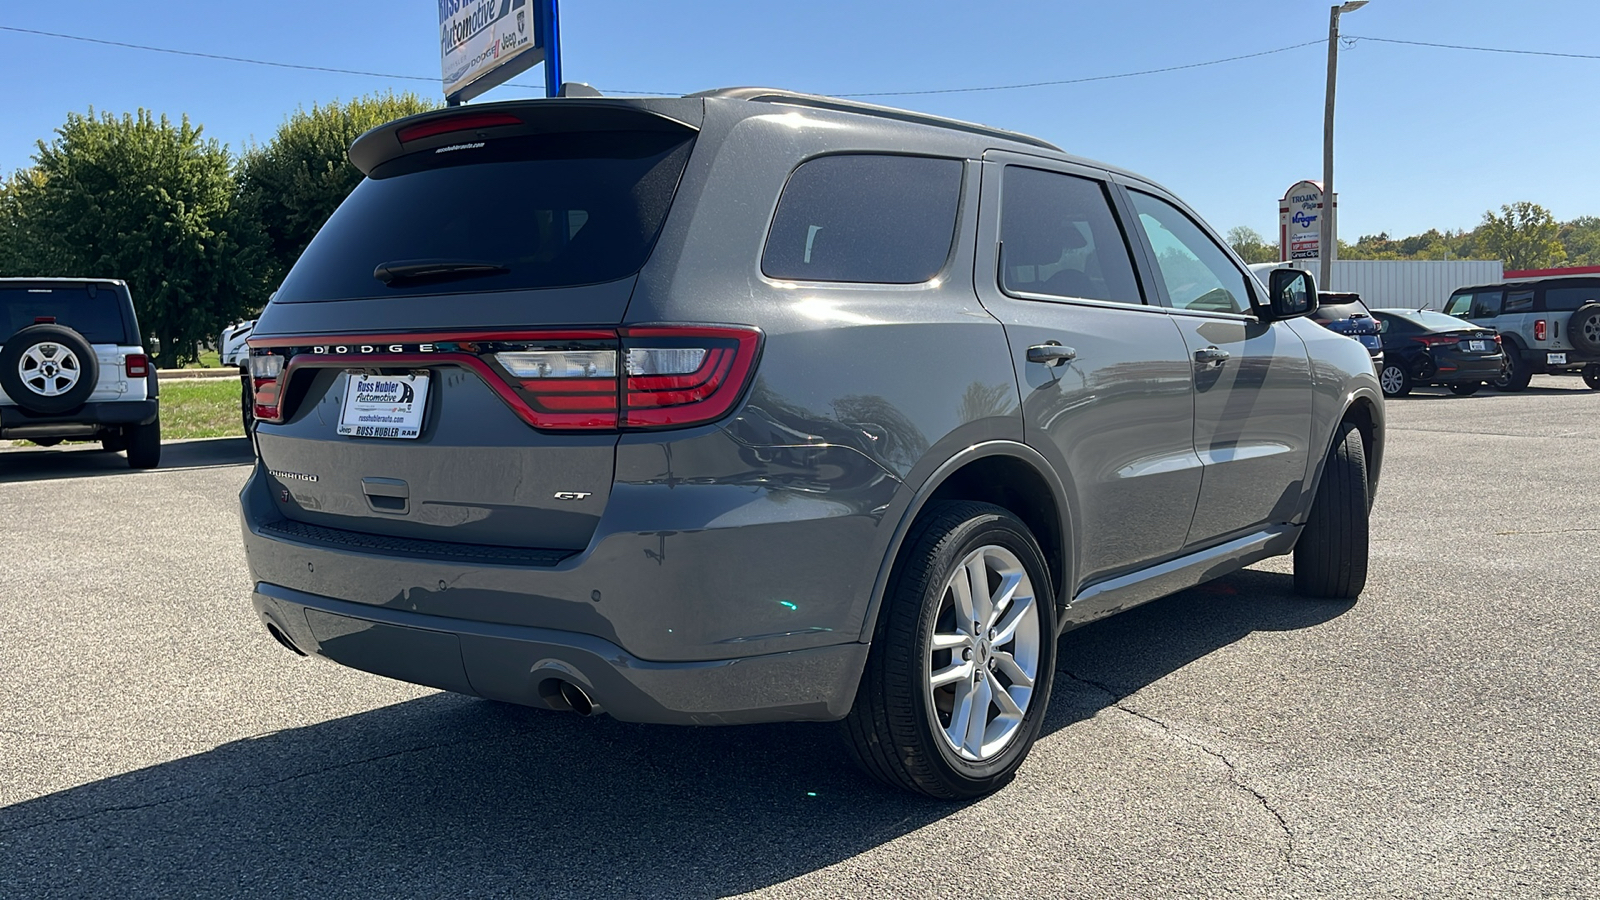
[239,369,255,434]
[1448,382,1482,396]
[842,501,1057,799]
[1492,347,1532,392]
[1583,365,1600,391]
[100,432,128,453]
[1294,422,1369,599]
[127,414,161,469]
[0,323,100,414]
[1569,305,1600,356]
[1378,362,1411,397]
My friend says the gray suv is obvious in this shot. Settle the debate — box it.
[1442,276,1600,391]
[238,89,1384,798]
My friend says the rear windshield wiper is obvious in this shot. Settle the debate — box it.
[373,259,509,286]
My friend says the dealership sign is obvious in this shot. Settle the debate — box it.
[1278,180,1336,262]
[440,0,546,102]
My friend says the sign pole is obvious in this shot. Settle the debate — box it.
[541,0,562,98]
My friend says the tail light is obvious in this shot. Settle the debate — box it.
[124,354,149,378]
[252,326,761,432]
[1414,334,1460,347]
[249,352,285,422]
[1534,319,1547,341]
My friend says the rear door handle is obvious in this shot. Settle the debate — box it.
[1027,343,1077,366]
[1194,346,1230,367]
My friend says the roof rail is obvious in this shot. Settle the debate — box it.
[687,86,1061,152]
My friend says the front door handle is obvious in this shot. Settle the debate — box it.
[1194,346,1230,367]
[1027,343,1077,366]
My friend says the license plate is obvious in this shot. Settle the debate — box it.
[1468,340,1490,352]
[337,373,430,439]
[1548,352,1567,365]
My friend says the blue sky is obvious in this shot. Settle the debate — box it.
[1,1,1596,242]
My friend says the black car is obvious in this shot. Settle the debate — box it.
[1370,308,1505,397]
[1310,292,1383,373]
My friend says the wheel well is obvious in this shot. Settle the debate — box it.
[1340,397,1382,497]
[921,455,1066,603]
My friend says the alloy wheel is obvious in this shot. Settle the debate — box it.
[19,342,82,397]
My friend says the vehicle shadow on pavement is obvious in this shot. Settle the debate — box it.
[0,569,1349,899]
[1046,569,1354,734]
[0,437,253,483]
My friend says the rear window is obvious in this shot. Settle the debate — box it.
[1311,300,1371,322]
[1411,310,1476,330]
[1545,285,1600,311]
[274,131,694,302]
[1,285,131,344]
[762,154,962,284]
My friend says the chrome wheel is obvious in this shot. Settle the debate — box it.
[925,544,1041,762]
[19,342,82,397]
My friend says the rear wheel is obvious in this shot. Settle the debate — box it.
[1294,422,1369,599]
[127,415,161,469]
[1379,362,1411,397]
[1492,348,1532,392]
[1448,382,1481,396]
[842,501,1056,799]
[1583,365,1600,391]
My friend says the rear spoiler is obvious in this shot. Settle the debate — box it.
[348,98,703,175]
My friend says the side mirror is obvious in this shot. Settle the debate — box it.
[1264,268,1318,320]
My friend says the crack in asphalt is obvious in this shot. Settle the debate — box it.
[0,735,496,837]
[1057,669,1301,870]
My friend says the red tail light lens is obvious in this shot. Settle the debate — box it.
[249,352,285,422]
[1534,319,1547,341]
[395,112,523,143]
[622,327,762,428]
[124,354,149,378]
[1415,334,1459,347]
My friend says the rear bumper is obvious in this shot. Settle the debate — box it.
[0,399,157,439]
[1418,354,1503,383]
[253,581,868,725]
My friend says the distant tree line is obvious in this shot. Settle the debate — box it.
[0,92,436,367]
[1228,201,1597,273]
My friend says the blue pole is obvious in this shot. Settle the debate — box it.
[542,0,562,97]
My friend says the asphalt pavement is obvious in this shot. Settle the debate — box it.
[1,378,1596,899]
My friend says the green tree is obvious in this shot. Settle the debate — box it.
[1558,216,1600,267]
[1477,201,1567,271]
[0,109,263,367]
[238,92,438,292]
[1225,226,1278,264]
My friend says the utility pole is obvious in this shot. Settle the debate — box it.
[1322,1,1368,291]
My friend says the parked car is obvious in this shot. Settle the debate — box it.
[1441,276,1600,391]
[0,278,160,467]
[1309,291,1384,373]
[238,88,1384,798]
[1370,308,1504,397]
[220,317,258,432]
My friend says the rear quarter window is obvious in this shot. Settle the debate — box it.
[762,154,963,284]
[1544,286,1600,311]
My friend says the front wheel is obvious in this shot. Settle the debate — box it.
[1583,364,1600,391]
[1379,362,1411,397]
[1294,422,1369,599]
[1448,382,1482,396]
[842,501,1056,799]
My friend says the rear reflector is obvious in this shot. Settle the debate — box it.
[395,112,523,143]
[124,354,149,378]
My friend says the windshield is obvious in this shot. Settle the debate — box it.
[1,285,131,344]
[274,131,694,302]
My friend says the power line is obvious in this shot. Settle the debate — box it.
[1345,34,1600,61]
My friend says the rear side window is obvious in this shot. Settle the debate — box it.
[1505,290,1535,313]
[1545,285,1600,311]
[999,167,1143,304]
[762,155,962,283]
[274,131,694,302]
[1,286,131,344]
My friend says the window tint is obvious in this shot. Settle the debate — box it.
[998,167,1142,304]
[1504,290,1535,312]
[1545,286,1600,311]
[1129,192,1250,314]
[762,155,962,284]
[1413,310,1476,330]
[1,286,131,344]
[1310,301,1370,323]
[275,131,694,302]
[1471,291,1503,318]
